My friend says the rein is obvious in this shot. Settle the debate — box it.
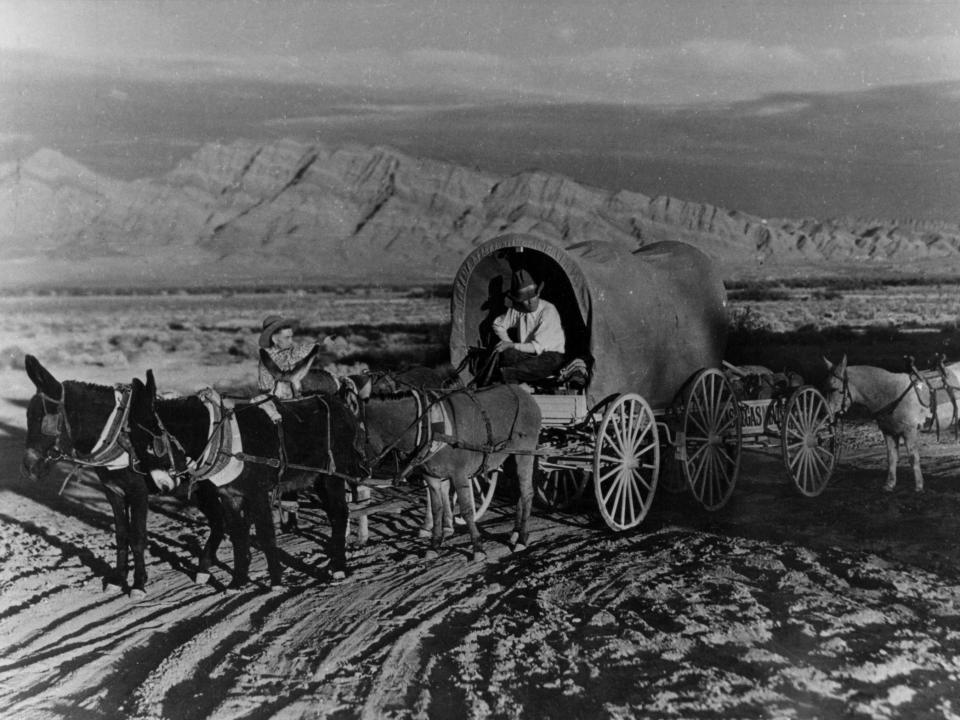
[832,366,926,420]
[36,384,139,492]
[359,385,513,483]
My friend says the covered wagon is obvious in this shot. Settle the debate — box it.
[448,232,742,530]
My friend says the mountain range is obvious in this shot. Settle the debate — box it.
[2,139,960,290]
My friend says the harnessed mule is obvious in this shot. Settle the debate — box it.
[22,355,154,596]
[352,383,541,561]
[822,355,930,492]
[127,371,365,587]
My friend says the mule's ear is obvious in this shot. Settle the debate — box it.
[25,354,62,398]
[822,356,834,371]
[839,354,848,371]
[356,376,372,399]
[289,346,319,385]
[146,369,156,396]
[259,347,283,377]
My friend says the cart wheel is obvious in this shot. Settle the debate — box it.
[453,467,500,522]
[680,368,742,511]
[593,393,659,531]
[781,386,840,497]
[533,466,588,511]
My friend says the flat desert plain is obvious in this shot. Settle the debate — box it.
[4,283,960,719]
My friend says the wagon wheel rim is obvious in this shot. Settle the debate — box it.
[453,467,500,522]
[534,465,588,511]
[681,368,742,511]
[592,393,659,531]
[781,386,839,497]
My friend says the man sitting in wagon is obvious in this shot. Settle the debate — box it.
[486,269,567,387]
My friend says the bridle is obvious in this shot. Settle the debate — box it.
[28,383,140,489]
[827,367,853,417]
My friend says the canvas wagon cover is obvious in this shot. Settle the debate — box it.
[449,233,728,409]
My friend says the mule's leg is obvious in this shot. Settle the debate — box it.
[251,489,283,587]
[419,487,434,538]
[440,478,454,537]
[451,472,485,562]
[218,489,251,590]
[510,454,535,551]
[904,429,925,492]
[126,476,150,596]
[322,477,350,580]
[883,434,899,491]
[194,482,225,584]
[424,475,447,558]
[101,485,130,592]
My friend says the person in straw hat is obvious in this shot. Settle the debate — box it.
[488,268,566,386]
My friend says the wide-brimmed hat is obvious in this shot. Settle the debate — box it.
[258,315,299,348]
[507,269,543,303]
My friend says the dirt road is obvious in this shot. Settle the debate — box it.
[3,367,960,719]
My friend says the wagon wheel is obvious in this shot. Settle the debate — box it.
[680,368,742,511]
[453,467,500,522]
[592,393,660,531]
[533,465,588,511]
[781,386,840,497]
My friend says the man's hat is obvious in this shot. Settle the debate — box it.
[507,269,543,303]
[259,315,299,349]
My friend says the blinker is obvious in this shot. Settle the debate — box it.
[41,413,61,437]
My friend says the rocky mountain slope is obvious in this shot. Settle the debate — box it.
[2,139,960,289]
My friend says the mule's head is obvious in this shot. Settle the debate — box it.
[821,354,849,415]
[128,370,184,493]
[260,345,321,400]
[22,355,66,480]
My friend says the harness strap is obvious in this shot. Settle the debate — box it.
[906,356,940,439]
[936,354,960,440]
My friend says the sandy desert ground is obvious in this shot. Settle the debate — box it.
[4,286,960,719]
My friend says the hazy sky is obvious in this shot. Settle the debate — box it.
[3,0,958,105]
[2,1,960,221]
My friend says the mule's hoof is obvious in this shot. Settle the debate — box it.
[129,588,147,599]
[472,551,487,563]
[453,515,466,527]
[330,569,347,582]
[509,531,520,545]
[104,581,124,594]
[883,483,896,492]
[512,543,527,553]
[442,526,455,538]
[194,572,210,585]
[915,486,925,494]
[425,549,439,560]
[417,529,432,539]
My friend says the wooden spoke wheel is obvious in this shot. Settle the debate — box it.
[533,465,588,511]
[781,386,840,497]
[680,368,742,511]
[592,393,660,531]
[453,467,500,522]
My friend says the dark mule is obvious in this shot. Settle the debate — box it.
[356,383,541,560]
[261,358,466,538]
[822,355,933,492]
[127,371,365,587]
[21,355,153,596]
